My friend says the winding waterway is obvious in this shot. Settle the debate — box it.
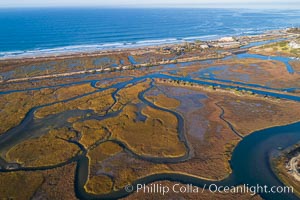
[0,50,300,200]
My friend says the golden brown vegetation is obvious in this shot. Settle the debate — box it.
[35,88,115,119]
[167,96,240,180]
[86,142,169,193]
[84,175,114,195]
[101,104,186,158]
[249,41,300,57]
[174,58,300,89]
[95,77,132,88]
[110,80,151,112]
[96,151,170,191]
[160,79,300,137]
[145,93,180,109]
[0,163,78,200]
[145,83,240,179]
[85,142,122,194]
[6,127,80,167]
[33,163,78,200]
[290,60,300,73]
[0,171,44,200]
[87,141,123,168]
[152,82,300,180]
[0,83,96,135]
[217,96,300,136]
[73,120,111,148]
[0,53,131,80]
[67,115,84,123]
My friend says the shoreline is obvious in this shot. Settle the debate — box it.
[0,28,296,62]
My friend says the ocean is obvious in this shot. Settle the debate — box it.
[0,8,300,58]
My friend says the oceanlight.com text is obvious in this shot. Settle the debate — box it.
[124,183,294,196]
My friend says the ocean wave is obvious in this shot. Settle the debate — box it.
[183,35,219,41]
[0,31,263,59]
[232,26,289,36]
[0,43,128,59]
[136,38,179,44]
[0,36,214,59]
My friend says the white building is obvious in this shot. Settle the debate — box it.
[200,44,209,49]
[289,40,300,49]
[218,37,235,42]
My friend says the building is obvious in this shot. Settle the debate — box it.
[289,40,300,49]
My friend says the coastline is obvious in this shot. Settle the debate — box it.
[0,28,295,62]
